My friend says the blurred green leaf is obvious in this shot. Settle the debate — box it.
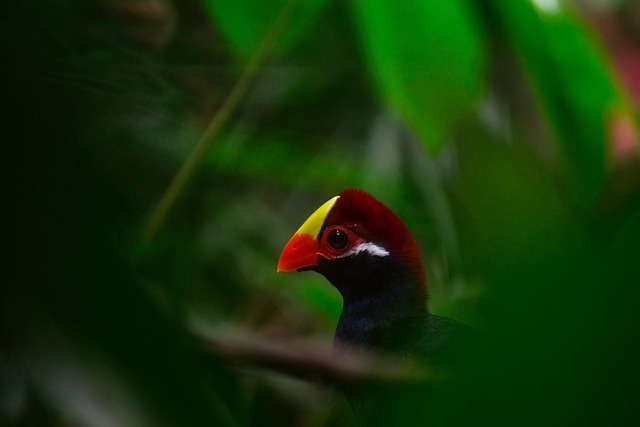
[488,0,632,205]
[203,0,329,60]
[350,1,486,152]
[202,132,389,190]
[294,277,342,326]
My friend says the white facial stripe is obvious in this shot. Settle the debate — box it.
[336,242,390,259]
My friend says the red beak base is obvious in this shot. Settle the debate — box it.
[276,233,319,272]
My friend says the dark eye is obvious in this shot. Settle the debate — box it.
[327,228,349,250]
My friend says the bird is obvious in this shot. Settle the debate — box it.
[277,188,470,421]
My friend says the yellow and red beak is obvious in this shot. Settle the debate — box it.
[277,195,339,272]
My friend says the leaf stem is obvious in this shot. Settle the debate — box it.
[144,0,299,241]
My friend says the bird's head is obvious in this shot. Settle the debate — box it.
[278,189,426,308]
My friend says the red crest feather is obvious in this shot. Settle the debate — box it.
[325,189,426,295]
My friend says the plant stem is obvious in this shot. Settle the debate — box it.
[144,0,299,241]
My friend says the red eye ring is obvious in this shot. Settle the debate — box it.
[327,228,349,250]
[319,226,364,258]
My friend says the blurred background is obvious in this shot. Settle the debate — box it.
[2,0,639,425]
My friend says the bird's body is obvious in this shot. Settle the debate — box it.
[277,189,469,420]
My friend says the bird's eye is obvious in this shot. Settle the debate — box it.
[327,228,349,250]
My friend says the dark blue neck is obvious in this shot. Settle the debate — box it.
[333,273,424,349]
[314,253,426,349]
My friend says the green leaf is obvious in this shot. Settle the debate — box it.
[201,132,389,190]
[294,277,342,325]
[350,1,486,152]
[204,0,329,59]
[488,1,632,205]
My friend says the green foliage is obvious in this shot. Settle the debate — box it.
[203,0,329,59]
[3,0,639,426]
[487,0,630,205]
[350,0,486,152]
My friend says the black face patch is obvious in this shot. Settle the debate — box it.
[316,251,406,299]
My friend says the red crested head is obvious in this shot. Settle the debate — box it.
[325,189,426,286]
[278,188,427,310]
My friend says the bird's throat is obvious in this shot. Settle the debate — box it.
[333,277,425,349]
[314,254,426,349]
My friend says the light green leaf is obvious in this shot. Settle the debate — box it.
[489,1,633,205]
[350,1,486,152]
[204,0,329,59]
